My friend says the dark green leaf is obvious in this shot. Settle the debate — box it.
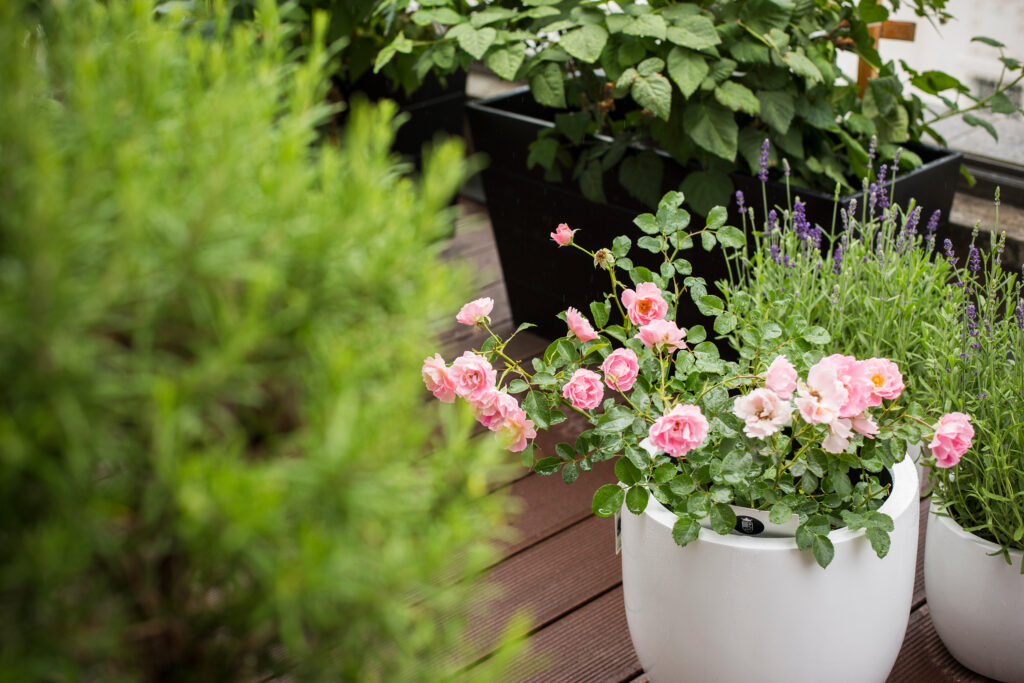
[632,74,673,121]
[667,47,709,99]
[619,152,665,207]
[865,527,890,558]
[679,169,733,216]
[624,14,667,40]
[555,111,591,145]
[561,24,608,63]
[534,457,562,476]
[637,57,666,77]
[527,136,558,170]
[669,475,696,497]
[507,379,530,393]
[710,503,737,535]
[682,102,738,161]
[769,503,792,525]
[615,457,641,486]
[530,62,566,108]
[590,301,611,328]
[672,517,701,546]
[715,81,760,115]
[757,89,795,134]
[485,42,526,80]
[562,461,580,484]
[666,16,720,50]
[654,463,677,483]
[556,442,576,461]
[592,484,626,517]
[811,534,835,568]
[626,486,650,514]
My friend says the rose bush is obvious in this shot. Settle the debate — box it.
[425,191,972,568]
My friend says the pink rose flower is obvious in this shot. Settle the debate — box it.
[496,408,537,453]
[456,297,494,326]
[551,222,575,246]
[794,361,848,425]
[473,389,521,431]
[621,282,668,326]
[601,348,640,393]
[449,352,497,402]
[822,418,853,454]
[561,368,604,410]
[852,412,879,438]
[764,355,797,400]
[422,353,456,403]
[648,404,709,459]
[818,354,874,418]
[732,388,792,439]
[635,319,687,353]
[930,412,974,468]
[566,307,599,342]
[863,357,905,405]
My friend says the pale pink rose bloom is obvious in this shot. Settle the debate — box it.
[621,282,668,326]
[822,418,853,454]
[601,348,640,392]
[422,353,456,403]
[794,361,848,425]
[648,404,709,459]
[930,412,974,468]
[497,408,537,453]
[449,352,497,402]
[473,389,521,431]
[764,355,798,400]
[852,412,879,437]
[635,319,687,353]
[561,368,604,410]
[566,307,599,342]
[551,223,575,246]
[818,354,874,418]
[863,357,904,406]
[732,388,792,439]
[456,297,494,326]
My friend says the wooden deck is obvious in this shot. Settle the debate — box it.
[441,199,995,682]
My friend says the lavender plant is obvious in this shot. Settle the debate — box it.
[924,205,1024,568]
[722,140,953,392]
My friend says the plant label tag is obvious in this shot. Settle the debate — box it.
[614,509,622,555]
[698,504,801,537]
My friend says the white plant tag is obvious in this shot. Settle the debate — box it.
[698,504,801,538]
[614,509,622,554]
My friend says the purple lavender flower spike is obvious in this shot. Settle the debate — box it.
[893,147,902,169]
[968,246,981,272]
[766,208,778,233]
[735,190,745,212]
[926,210,940,234]
[832,245,844,274]
[782,158,791,177]
[770,243,781,264]
[793,200,811,244]
[758,139,770,183]
[1015,299,1024,329]
[943,238,957,266]
[867,136,877,169]
[875,164,889,210]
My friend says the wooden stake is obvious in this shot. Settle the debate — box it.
[857,20,917,96]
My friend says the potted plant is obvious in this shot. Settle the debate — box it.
[423,191,973,681]
[454,0,1023,337]
[917,218,1024,683]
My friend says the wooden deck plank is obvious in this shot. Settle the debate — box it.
[887,606,992,682]
[459,514,622,668]
[508,587,642,683]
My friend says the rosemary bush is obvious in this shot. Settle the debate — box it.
[0,1,512,678]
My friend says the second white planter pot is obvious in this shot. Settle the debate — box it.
[620,454,919,683]
[925,503,1024,682]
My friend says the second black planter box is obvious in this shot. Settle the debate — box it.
[467,87,963,341]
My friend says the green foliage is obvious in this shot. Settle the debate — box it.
[443,188,944,569]
[0,2,511,678]
[413,0,1023,213]
[923,226,1024,565]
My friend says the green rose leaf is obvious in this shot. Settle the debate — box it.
[562,461,580,484]
[615,457,641,486]
[631,74,672,121]
[802,326,831,344]
[672,517,701,546]
[714,313,737,335]
[667,47,708,99]
[666,16,721,50]
[561,24,609,64]
[507,379,530,394]
[534,456,562,476]
[654,463,677,484]
[626,486,650,514]
[811,534,835,568]
[710,503,737,535]
[590,300,611,328]
[485,42,526,81]
[530,61,566,108]
[714,81,760,115]
[592,484,626,517]
[716,225,745,249]
[769,503,793,525]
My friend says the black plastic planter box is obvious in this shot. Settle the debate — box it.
[467,87,963,340]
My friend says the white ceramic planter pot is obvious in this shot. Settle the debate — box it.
[924,503,1024,682]
[620,454,919,683]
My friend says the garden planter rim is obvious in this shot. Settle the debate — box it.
[639,451,918,551]
[929,499,1024,560]
[466,86,963,202]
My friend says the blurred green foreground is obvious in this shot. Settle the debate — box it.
[0,1,519,679]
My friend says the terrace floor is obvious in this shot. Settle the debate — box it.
[440,198,997,682]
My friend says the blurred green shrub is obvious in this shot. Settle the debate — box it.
[0,1,510,679]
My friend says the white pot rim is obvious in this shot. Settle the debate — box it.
[929,500,1024,560]
[642,452,918,550]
